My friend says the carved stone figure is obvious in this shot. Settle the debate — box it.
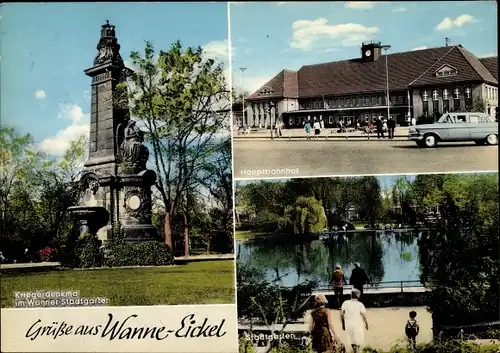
[87,178,100,195]
[93,21,124,66]
[118,120,149,170]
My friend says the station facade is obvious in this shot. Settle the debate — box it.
[243,42,498,128]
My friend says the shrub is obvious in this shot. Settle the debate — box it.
[106,241,173,267]
[38,247,56,262]
[78,235,104,268]
[362,340,500,353]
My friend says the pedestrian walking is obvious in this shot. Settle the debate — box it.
[405,310,420,349]
[375,117,384,139]
[341,289,369,353]
[411,116,416,126]
[388,116,396,139]
[350,262,370,296]
[313,119,321,140]
[304,120,312,140]
[309,294,346,353]
[320,118,326,140]
[331,264,348,308]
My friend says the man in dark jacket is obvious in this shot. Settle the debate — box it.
[350,262,370,296]
[375,117,384,139]
[387,116,396,139]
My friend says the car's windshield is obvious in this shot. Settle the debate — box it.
[437,114,455,123]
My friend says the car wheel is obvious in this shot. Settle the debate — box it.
[423,134,438,148]
[486,134,498,145]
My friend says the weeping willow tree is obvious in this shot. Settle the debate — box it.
[283,196,327,235]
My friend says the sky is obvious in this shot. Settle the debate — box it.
[229,1,498,94]
[1,2,229,156]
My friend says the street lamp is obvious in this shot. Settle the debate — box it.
[381,45,391,120]
[239,67,247,125]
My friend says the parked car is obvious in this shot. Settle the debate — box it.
[408,112,498,148]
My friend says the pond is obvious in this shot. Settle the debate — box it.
[236,230,422,289]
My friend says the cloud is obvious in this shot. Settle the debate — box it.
[38,104,89,156]
[290,18,378,51]
[392,6,407,12]
[412,46,428,51]
[35,89,46,100]
[436,14,476,31]
[202,39,232,61]
[476,52,497,58]
[233,73,272,95]
[345,2,377,9]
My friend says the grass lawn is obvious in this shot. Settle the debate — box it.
[234,230,268,240]
[1,261,234,308]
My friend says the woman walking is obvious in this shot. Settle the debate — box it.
[309,294,345,353]
[304,120,312,140]
[341,289,369,353]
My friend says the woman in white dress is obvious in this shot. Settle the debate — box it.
[340,289,369,353]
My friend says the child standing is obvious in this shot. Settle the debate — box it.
[405,310,419,349]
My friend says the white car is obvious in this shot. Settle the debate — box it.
[408,112,498,148]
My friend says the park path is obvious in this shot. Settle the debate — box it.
[241,306,433,352]
[0,254,234,270]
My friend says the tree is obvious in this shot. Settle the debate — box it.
[283,196,327,235]
[356,176,382,227]
[121,41,230,249]
[409,174,500,334]
[466,98,486,113]
[0,126,87,260]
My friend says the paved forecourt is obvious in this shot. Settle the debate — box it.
[233,139,498,178]
[240,306,433,352]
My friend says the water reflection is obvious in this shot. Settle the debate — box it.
[236,230,421,288]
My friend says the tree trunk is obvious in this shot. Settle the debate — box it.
[163,212,173,249]
[183,212,189,257]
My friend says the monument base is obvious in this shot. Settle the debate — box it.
[121,224,158,243]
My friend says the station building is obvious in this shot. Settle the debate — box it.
[244,42,498,128]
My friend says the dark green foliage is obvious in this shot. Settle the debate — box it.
[78,234,104,268]
[362,340,500,353]
[106,241,174,267]
[237,263,316,325]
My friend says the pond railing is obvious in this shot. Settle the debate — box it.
[283,280,428,295]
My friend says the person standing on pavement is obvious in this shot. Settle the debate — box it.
[411,116,416,127]
[375,117,384,139]
[350,262,370,296]
[331,264,348,308]
[387,116,396,139]
[304,120,312,140]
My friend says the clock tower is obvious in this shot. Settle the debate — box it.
[361,41,383,62]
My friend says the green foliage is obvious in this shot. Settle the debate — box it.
[362,340,500,353]
[106,241,174,267]
[283,196,327,235]
[238,335,256,353]
[78,235,104,268]
[236,177,383,233]
[119,40,231,248]
[0,126,86,260]
[417,185,499,330]
[237,263,316,325]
